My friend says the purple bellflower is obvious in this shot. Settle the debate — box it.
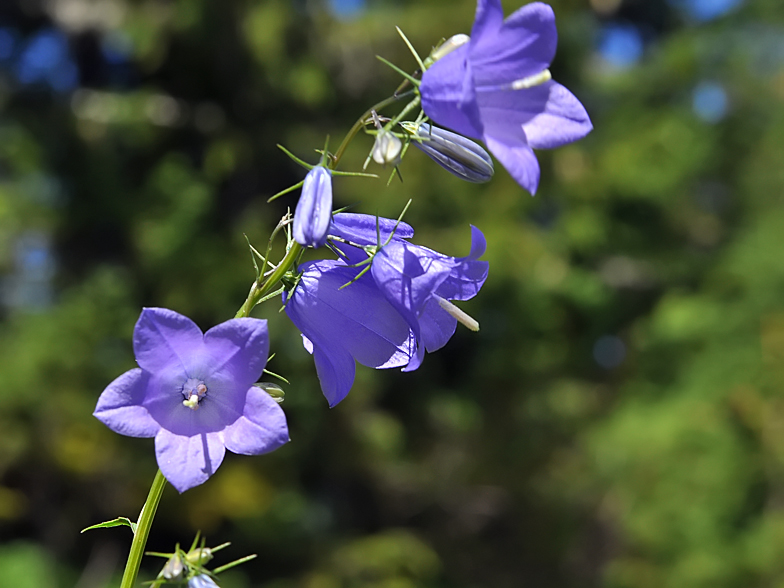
[94,308,289,492]
[419,0,592,194]
[284,258,416,407]
[294,165,332,248]
[362,219,489,372]
[285,213,488,406]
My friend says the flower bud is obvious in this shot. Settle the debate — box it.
[254,382,285,403]
[428,34,470,65]
[161,553,185,581]
[188,574,220,588]
[293,165,332,248]
[371,131,402,167]
[185,547,214,567]
[402,122,493,183]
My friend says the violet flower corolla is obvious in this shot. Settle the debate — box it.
[94,308,289,492]
[419,0,592,194]
[329,214,489,373]
[283,246,416,407]
[294,165,332,248]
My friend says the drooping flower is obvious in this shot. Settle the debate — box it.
[419,0,592,194]
[363,219,489,372]
[293,165,332,248]
[283,258,415,407]
[94,308,289,492]
[284,213,488,406]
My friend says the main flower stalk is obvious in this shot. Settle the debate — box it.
[120,469,167,588]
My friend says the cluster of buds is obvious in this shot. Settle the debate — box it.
[149,536,256,587]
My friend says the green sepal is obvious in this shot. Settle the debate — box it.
[376,56,421,87]
[395,26,425,72]
[277,144,313,169]
[211,554,258,575]
[267,179,305,203]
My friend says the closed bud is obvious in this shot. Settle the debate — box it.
[371,131,403,167]
[427,34,470,65]
[188,574,220,588]
[185,547,214,567]
[161,553,185,581]
[254,382,285,403]
[402,122,493,183]
[293,165,332,248]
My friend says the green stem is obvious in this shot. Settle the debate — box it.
[237,85,419,318]
[120,469,167,588]
[235,242,303,318]
[332,94,407,167]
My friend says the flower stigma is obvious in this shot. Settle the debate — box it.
[182,378,208,410]
[436,296,480,331]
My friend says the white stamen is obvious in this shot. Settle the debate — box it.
[510,69,552,90]
[436,296,480,331]
[183,394,200,410]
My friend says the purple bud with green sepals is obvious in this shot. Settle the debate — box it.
[403,122,493,183]
[293,165,332,248]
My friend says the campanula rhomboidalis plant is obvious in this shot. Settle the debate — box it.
[86,1,591,586]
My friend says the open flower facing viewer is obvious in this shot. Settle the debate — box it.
[94,308,289,492]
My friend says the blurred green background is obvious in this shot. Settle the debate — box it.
[1,0,783,586]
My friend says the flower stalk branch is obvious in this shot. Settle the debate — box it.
[235,242,303,319]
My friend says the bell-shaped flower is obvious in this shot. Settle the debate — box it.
[419,0,592,194]
[369,225,489,372]
[94,308,289,492]
[331,213,489,372]
[283,259,415,407]
[293,165,332,248]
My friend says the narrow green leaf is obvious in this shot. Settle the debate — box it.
[81,517,137,534]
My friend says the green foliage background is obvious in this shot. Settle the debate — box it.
[1,0,783,587]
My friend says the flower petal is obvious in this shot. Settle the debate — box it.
[155,429,226,492]
[371,241,455,371]
[286,261,415,369]
[202,318,269,390]
[470,2,557,89]
[312,342,356,407]
[223,386,290,454]
[133,308,203,375]
[470,0,505,46]
[284,260,415,404]
[421,47,484,140]
[521,82,593,149]
[419,297,458,353]
[94,368,160,437]
[484,133,541,194]
[434,226,489,301]
[330,213,414,245]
